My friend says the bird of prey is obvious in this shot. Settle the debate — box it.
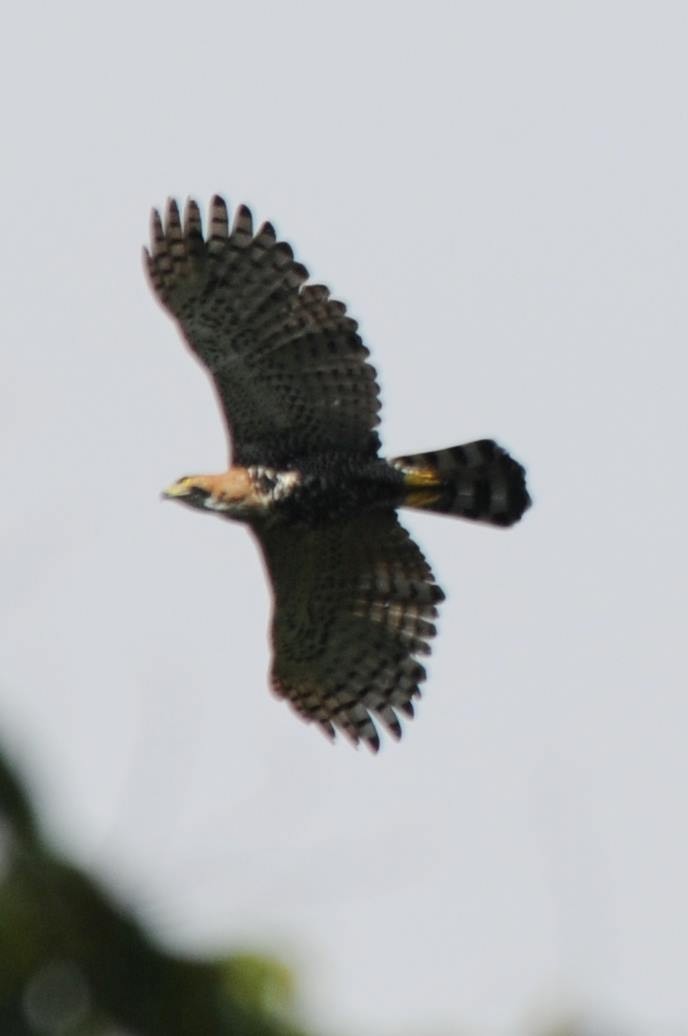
[145,195,530,751]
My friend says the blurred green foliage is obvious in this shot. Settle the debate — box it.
[0,743,626,1036]
[0,745,309,1036]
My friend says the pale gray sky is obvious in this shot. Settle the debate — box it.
[1,3,687,1034]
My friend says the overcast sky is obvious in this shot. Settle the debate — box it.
[1,3,687,1034]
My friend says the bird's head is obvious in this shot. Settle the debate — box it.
[162,469,255,517]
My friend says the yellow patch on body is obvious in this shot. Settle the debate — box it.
[395,466,443,509]
[400,467,441,488]
[404,488,443,509]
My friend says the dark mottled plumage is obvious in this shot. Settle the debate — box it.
[145,195,530,750]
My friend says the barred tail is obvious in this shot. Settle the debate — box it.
[391,440,531,527]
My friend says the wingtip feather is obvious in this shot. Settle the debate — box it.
[183,197,203,237]
[231,203,254,246]
[208,195,229,250]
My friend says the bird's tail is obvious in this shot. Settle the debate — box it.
[390,440,531,527]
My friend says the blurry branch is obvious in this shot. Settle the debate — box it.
[0,745,310,1036]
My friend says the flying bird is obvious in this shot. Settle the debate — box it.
[145,196,530,751]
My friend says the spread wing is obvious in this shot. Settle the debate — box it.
[144,196,382,467]
[254,512,445,751]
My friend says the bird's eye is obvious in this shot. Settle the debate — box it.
[256,472,277,494]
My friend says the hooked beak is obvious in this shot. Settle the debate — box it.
[161,480,191,500]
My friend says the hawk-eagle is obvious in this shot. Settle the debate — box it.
[145,196,530,751]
